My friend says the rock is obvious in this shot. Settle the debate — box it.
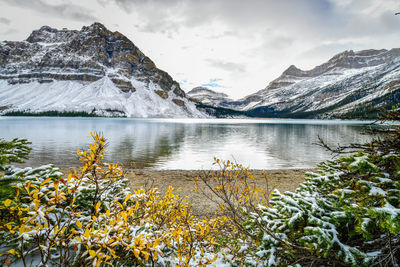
[111,79,135,92]
[172,99,185,107]
[0,22,185,96]
[155,90,169,99]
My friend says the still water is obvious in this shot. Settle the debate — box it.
[0,117,374,170]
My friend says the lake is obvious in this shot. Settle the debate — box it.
[0,117,374,170]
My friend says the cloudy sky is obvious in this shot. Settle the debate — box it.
[0,0,399,99]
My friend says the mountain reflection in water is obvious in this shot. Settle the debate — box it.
[0,117,373,170]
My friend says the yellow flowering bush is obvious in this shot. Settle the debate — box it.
[194,159,275,265]
[0,133,224,266]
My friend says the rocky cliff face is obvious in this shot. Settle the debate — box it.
[0,23,204,117]
[202,49,400,118]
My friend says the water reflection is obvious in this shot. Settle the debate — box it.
[0,117,372,170]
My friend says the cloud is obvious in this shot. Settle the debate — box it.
[0,17,10,25]
[136,19,182,36]
[206,30,237,40]
[206,59,246,74]
[1,0,97,22]
[1,28,18,35]
[103,0,335,35]
[180,46,192,50]
[99,0,400,42]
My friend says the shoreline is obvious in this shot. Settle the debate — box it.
[126,168,315,217]
[28,167,315,217]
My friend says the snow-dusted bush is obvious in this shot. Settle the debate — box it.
[245,151,400,266]
[0,133,224,266]
[197,110,400,266]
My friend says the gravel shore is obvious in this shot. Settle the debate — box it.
[127,169,315,217]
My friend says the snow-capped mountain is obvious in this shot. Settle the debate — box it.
[187,87,233,106]
[203,49,400,118]
[0,23,205,118]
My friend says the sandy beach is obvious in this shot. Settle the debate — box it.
[127,169,314,217]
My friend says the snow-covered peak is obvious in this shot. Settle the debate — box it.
[202,48,400,119]
[188,87,230,98]
[0,23,205,118]
[187,86,233,106]
[278,49,400,81]
[249,48,400,97]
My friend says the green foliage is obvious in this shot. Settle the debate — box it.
[0,138,32,201]
[0,138,31,168]
[217,152,400,266]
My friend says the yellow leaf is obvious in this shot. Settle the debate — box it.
[124,193,132,204]
[84,228,90,239]
[40,177,52,186]
[121,212,127,222]
[95,202,101,212]
[89,250,96,258]
[208,254,218,263]
[117,202,124,210]
[6,249,16,255]
[134,248,140,258]
[3,199,12,208]
[76,220,82,228]
[142,251,149,261]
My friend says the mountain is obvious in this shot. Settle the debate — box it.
[201,49,400,118]
[187,87,241,117]
[0,23,205,118]
[187,87,233,105]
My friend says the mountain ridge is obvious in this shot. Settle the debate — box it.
[0,22,205,118]
[195,48,400,118]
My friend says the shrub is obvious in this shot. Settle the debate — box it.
[0,133,224,266]
[195,109,400,266]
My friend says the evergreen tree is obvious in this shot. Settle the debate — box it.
[246,108,400,266]
[0,138,32,201]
